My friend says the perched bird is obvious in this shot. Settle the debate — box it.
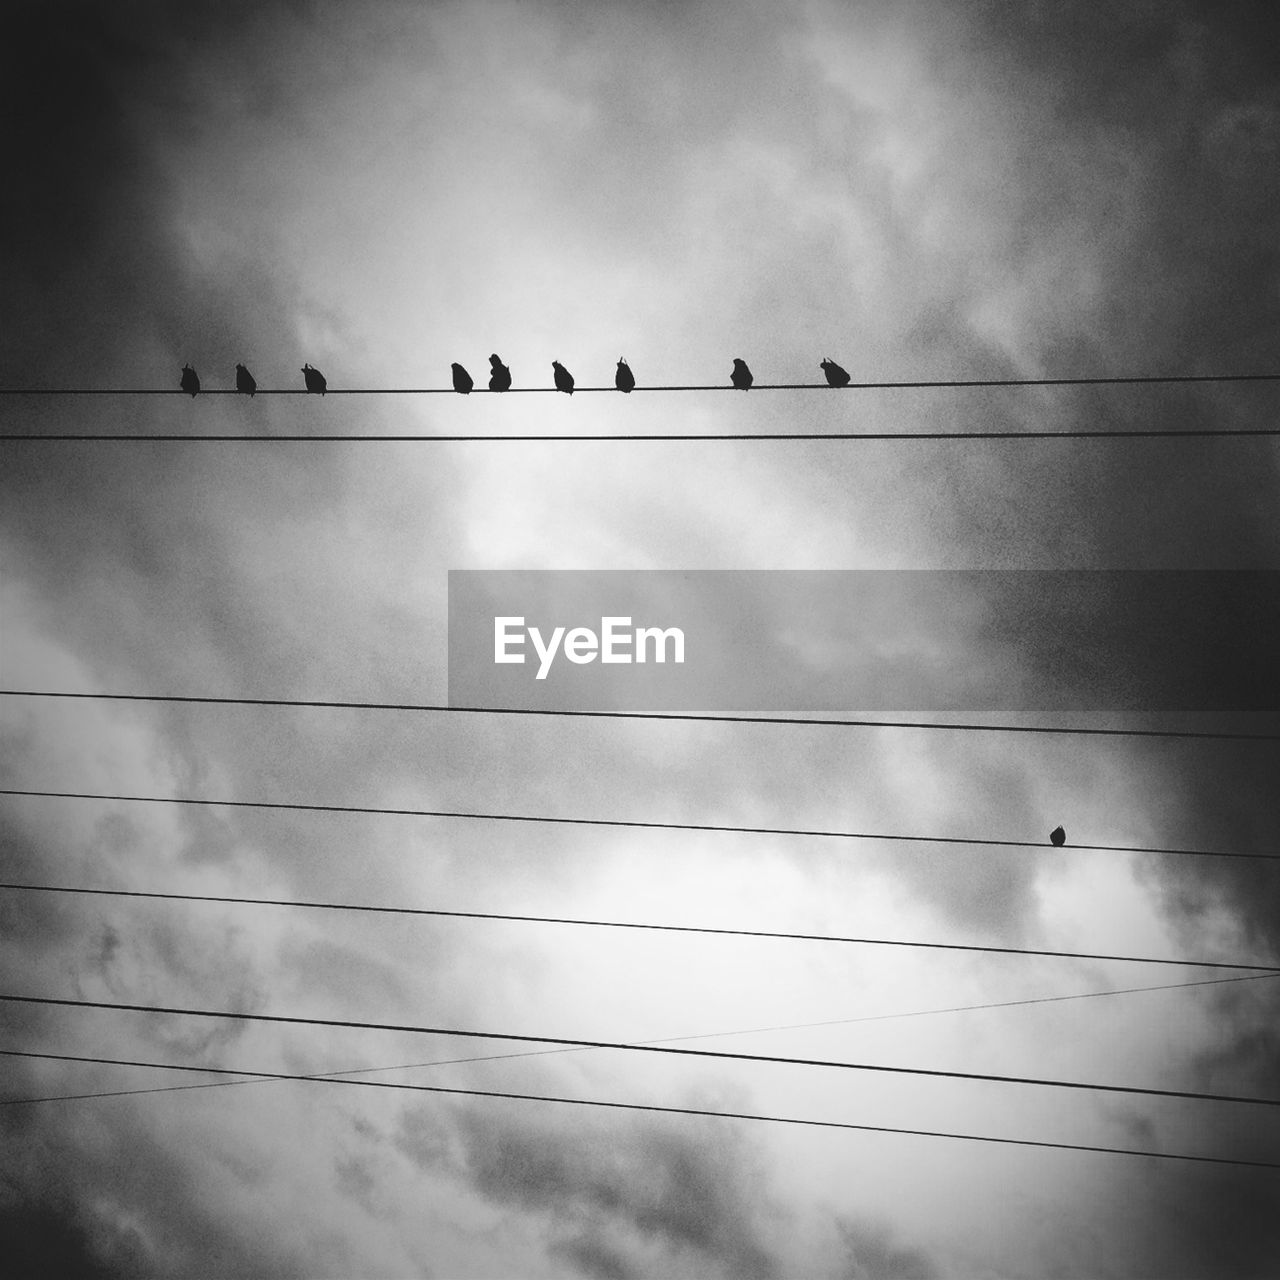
[488,354,512,392]
[552,360,575,394]
[1049,826,1066,847]
[615,358,635,393]
[820,357,851,388]
[731,358,753,390]
[451,362,473,394]
[301,362,327,394]
[235,363,257,396]
[180,364,200,397]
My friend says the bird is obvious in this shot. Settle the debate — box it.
[488,354,512,392]
[451,362,473,394]
[730,358,753,390]
[615,358,635,393]
[301,363,327,394]
[235,363,256,396]
[820,357,851,388]
[552,360,575,394]
[179,364,200,397]
[1049,826,1066,847]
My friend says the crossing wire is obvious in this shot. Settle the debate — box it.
[5,972,1274,1105]
[3,690,1275,741]
[4,971,1277,1107]
[4,992,1279,1108]
[2,879,1276,973]
[2,1049,1276,1170]
[2,788,1274,863]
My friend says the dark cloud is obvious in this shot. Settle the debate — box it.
[1120,1161,1280,1280]
[1132,740,1280,947]
[3,0,1278,1275]
[3,1,224,384]
[834,0,1280,568]
[1,1101,312,1280]
[885,0,1280,937]
[551,1232,639,1280]
[398,1100,781,1278]
[332,1152,382,1218]
[0,813,86,959]
[954,6,1280,1266]
[0,1193,143,1280]
[836,1216,938,1280]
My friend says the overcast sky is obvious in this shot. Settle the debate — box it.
[2,2,1279,1277]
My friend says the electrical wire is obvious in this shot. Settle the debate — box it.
[4,992,1278,1107]
[1,1048,1275,1169]
[3,971,1274,1107]
[2,879,1275,973]
[4,370,1279,438]
[2,690,1273,740]
[5,429,1280,441]
[2,787,1272,862]
[2,371,1279,395]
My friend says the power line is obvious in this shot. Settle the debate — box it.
[2,372,1278,396]
[1,1048,1275,1170]
[5,429,1279,442]
[3,972,1274,1107]
[4,992,1278,1107]
[3,788,1272,863]
[656,972,1280,1030]
[3,372,1278,439]
[3,690,1273,741]
[3,880,1275,974]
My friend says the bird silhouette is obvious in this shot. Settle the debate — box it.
[552,360,575,394]
[1049,826,1066,847]
[301,363,327,394]
[731,358,753,390]
[615,358,635,393]
[451,362,473,394]
[235,363,256,396]
[488,354,512,392]
[820,357,851,388]
[180,364,200,397]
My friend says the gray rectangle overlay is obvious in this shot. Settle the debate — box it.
[447,570,1279,712]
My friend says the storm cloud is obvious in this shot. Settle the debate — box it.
[2,1,1277,1276]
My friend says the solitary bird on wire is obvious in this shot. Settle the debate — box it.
[820,357,851,387]
[552,360,575,394]
[615,358,635,393]
[235,363,257,396]
[180,364,200,397]
[302,363,327,394]
[731,358,753,390]
[451,362,473,394]
[1049,826,1066,847]
[489,354,512,392]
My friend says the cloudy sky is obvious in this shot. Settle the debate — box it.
[2,1,1279,1277]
